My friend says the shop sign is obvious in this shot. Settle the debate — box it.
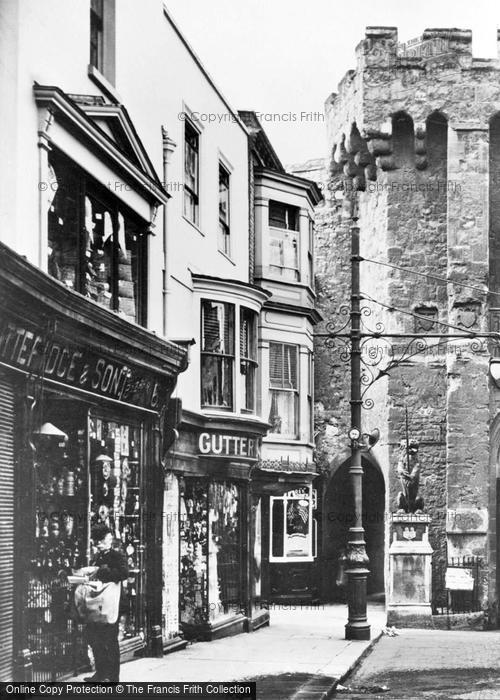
[198,431,259,459]
[0,316,167,410]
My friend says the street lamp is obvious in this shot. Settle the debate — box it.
[345,200,371,641]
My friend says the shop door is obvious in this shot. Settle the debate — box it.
[88,414,146,650]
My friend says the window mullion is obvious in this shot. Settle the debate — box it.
[78,174,87,295]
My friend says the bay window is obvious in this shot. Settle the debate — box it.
[269,200,299,281]
[270,488,313,561]
[47,150,147,325]
[200,301,258,413]
[268,342,299,438]
[240,307,257,412]
[201,301,234,410]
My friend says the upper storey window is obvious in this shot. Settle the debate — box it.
[218,163,231,256]
[184,121,200,225]
[90,0,104,71]
[89,0,115,83]
[47,150,147,325]
[268,342,299,438]
[201,301,234,410]
[268,201,299,281]
[200,301,258,413]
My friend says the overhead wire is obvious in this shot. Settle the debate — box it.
[360,292,480,336]
[361,256,498,298]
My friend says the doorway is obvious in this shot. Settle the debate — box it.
[322,458,385,601]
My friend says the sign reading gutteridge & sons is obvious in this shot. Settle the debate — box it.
[0,316,165,411]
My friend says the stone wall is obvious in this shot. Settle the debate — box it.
[314,26,500,610]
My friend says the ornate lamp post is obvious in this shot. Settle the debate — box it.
[345,199,370,640]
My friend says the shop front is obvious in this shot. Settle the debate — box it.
[253,462,319,606]
[0,243,186,681]
[165,415,269,641]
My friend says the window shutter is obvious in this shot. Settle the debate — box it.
[202,301,234,355]
[269,343,283,387]
[287,345,298,389]
[202,302,221,352]
[0,376,15,680]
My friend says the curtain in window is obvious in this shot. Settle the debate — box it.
[269,343,298,436]
[269,230,299,280]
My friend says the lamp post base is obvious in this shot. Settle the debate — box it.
[345,622,371,640]
[345,564,370,641]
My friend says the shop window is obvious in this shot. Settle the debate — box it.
[47,150,147,325]
[179,479,243,627]
[89,0,115,83]
[184,121,199,224]
[218,163,231,256]
[179,480,209,627]
[201,300,234,410]
[208,481,242,621]
[28,412,88,680]
[268,200,299,281]
[268,342,299,438]
[240,307,257,413]
[26,403,145,679]
[270,488,313,562]
[88,416,144,642]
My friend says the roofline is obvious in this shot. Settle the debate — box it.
[163,4,249,138]
[255,167,324,205]
[263,298,323,325]
[191,273,272,302]
[238,110,285,172]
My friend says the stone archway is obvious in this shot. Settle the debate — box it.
[322,457,385,601]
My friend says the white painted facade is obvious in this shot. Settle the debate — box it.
[0,1,323,670]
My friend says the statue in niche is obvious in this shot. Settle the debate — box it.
[396,439,424,513]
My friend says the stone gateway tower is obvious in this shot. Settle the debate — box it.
[314,27,500,620]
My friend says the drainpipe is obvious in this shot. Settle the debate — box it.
[161,127,177,338]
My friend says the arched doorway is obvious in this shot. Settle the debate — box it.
[322,458,385,601]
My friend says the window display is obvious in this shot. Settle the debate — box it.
[179,478,243,629]
[88,416,144,641]
[179,479,209,627]
[28,409,88,680]
[208,481,242,621]
[270,488,314,562]
[26,402,145,680]
[47,150,147,326]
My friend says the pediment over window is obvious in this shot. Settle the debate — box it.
[34,84,168,208]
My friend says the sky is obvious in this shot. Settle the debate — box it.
[165,0,500,166]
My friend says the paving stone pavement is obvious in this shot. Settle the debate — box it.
[73,603,387,699]
[341,628,500,700]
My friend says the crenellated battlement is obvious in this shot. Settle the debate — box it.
[325,27,500,190]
